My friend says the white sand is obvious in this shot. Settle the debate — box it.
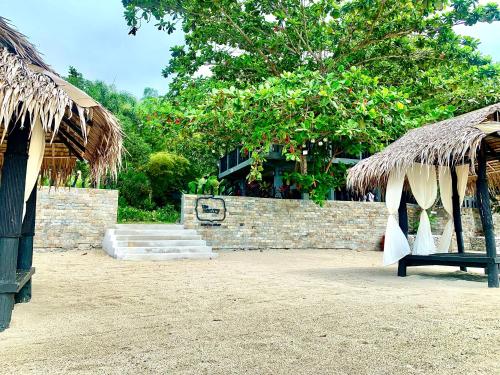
[0,249,499,375]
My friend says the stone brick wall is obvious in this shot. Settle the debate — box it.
[181,194,497,251]
[35,187,118,251]
[183,195,388,250]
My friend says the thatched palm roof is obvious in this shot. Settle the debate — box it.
[0,17,122,182]
[348,103,500,194]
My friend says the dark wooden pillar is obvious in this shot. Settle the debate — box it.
[451,167,466,271]
[398,191,409,238]
[0,123,30,331]
[397,191,408,277]
[476,142,499,288]
[15,185,37,303]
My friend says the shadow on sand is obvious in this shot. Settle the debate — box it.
[294,265,488,285]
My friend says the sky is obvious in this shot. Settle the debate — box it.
[0,0,184,98]
[1,0,499,98]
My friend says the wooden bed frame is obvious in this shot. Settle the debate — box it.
[397,141,500,287]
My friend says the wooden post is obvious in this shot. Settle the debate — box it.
[451,167,466,272]
[397,191,408,277]
[476,142,499,288]
[15,185,37,303]
[0,123,30,331]
[398,191,409,238]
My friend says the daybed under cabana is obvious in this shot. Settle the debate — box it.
[348,103,500,288]
[0,18,122,331]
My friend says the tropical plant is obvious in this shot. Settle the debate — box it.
[118,204,180,223]
[136,91,220,176]
[123,0,500,109]
[187,68,419,201]
[146,151,194,206]
[117,169,154,209]
[188,175,227,195]
[121,0,500,204]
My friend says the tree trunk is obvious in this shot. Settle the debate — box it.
[299,154,309,200]
[300,154,308,175]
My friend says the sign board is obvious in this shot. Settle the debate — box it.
[195,196,226,226]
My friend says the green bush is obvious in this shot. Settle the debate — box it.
[118,205,180,223]
[123,130,153,167]
[188,175,226,195]
[146,151,193,206]
[117,169,154,209]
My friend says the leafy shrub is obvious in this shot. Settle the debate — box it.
[118,205,180,223]
[122,130,152,167]
[117,169,154,209]
[188,175,226,195]
[146,152,193,206]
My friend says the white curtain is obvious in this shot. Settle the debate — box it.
[23,117,45,218]
[407,163,437,255]
[383,169,410,265]
[437,165,469,252]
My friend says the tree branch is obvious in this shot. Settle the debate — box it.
[215,4,280,76]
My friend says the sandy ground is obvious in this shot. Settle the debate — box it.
[0,249,499,375]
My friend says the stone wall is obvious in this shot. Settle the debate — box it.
[183,195,387,250]
[35,187,118,251]
[181,194,497,251]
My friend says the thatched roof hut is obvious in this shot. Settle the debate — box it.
[0,18,124,331]
[348,103,500,194]
[0,17,122,182]
[347,103,500,288]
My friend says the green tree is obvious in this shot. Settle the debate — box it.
[122,1,499,97]
[189,68,422,202]
[143,87,160,99]
[146,152,194,206]
[121,0,500,203]
[67,66,137,116]
[117,169,153,209]
[66,68,156,208]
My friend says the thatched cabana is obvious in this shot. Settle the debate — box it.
[0,18,122,331]
[348,103,500,287]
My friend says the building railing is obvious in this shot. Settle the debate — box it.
[219,147,250,174]
[219,144,367,175]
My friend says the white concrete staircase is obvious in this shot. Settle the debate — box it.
[102,224,217,261]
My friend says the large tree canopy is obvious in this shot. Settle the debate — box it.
[123,0,499,85]
[122,0,500,201]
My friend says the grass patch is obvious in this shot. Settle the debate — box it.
[118,205,180,223]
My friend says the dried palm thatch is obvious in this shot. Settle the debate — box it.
[0,17,122,182]
[348,103,500,194]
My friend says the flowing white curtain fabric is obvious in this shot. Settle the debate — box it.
[407,163,437,255]
[383,169,410,265]
[437,165,469,252]
[23,117,45,218]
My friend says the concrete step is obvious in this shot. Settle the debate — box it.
[113,229,198,236]
[115,246,213,255]
[114,224,184,230]
[114,234,202,241]
[115,239,207,247]
[117,252,218,261]
[103,224,217,262]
